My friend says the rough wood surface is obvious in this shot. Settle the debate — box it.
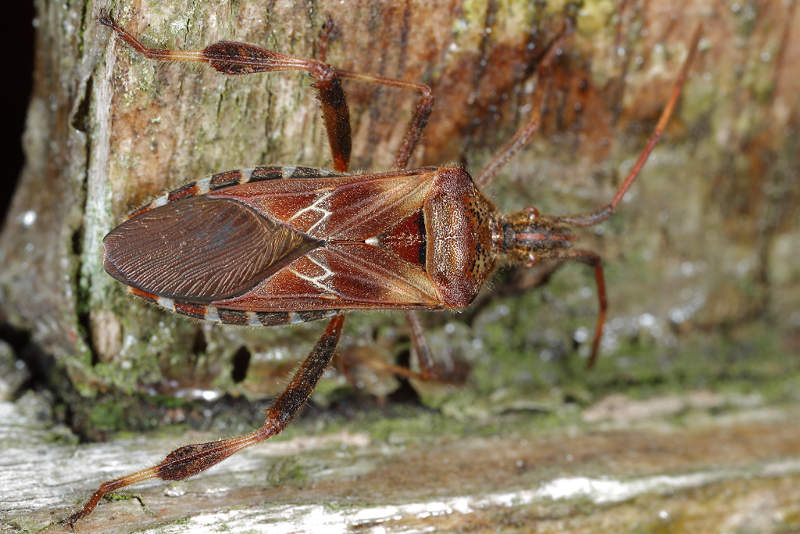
[4,0,798,430]
[2,388,800,532]
[0,1,799,531]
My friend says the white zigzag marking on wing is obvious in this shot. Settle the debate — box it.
[289,190,332,235]
[290,254,336,296]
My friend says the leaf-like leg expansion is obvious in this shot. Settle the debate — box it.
[64,314,345,527]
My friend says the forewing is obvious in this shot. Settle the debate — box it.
[210,168,436,240]
[103,196,318,302]
[215,244,441,310]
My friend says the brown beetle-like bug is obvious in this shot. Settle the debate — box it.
[65,12,701,526]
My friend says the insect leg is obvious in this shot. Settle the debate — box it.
[330,71,432,170]
[305,20,435,171]
[98,13,351,172]
[473,24,571,189]
[310,14,433,172]
[404,311,469,383]
[64,314,345,526]
[550,249,606,369]
[100,13,432,173]
[335,312,467,386]
[312,15,434,170]
[316,13,335,64]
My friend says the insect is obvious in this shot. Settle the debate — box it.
[65,11,701,526]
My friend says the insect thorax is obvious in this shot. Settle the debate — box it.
[424,168,499,309]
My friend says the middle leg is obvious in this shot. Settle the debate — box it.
[100,13,433,173]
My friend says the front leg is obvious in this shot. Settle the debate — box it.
[550,249,606,369]
[64,314,345,526]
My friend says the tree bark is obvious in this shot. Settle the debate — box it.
[1,0,799,437]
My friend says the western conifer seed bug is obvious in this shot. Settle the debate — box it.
[65,12,702,526]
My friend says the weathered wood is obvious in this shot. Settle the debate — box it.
[1,0,799,436]
[1,2,800,531]
[2,390,800,532]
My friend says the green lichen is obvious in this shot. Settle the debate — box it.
[266,458,308,486]
[575,0,615,35]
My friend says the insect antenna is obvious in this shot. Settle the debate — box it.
[496,24,703,368]
[552,24,703,228]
